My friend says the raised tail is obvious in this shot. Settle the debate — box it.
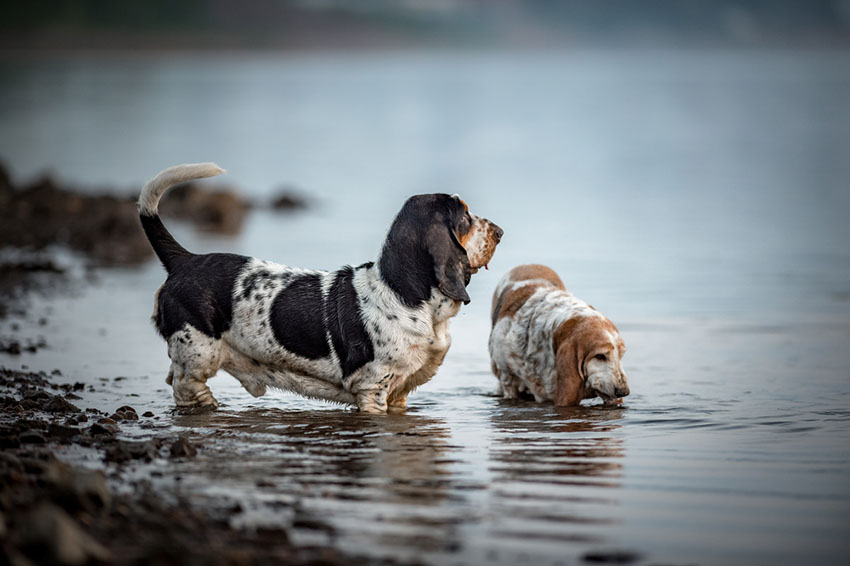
[138,162,226,272]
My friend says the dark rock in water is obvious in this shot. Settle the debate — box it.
[19,429,46,444]
[17,502,112,565]
[270,188,309,211]
[88,422,117,437]
[0,432,21,449]
[142,411,155,418]
[582,550,643,564]
[42,395,81,414]
[170,436,197,458]
[105,440,158,463]
[0,173,152,266]
[0,339,21,355]
[47,423,80,442]
[110,405,139,421]
[159,182,250,235]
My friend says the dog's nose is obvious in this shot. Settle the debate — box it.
[615,385,630,398]
[493,225,504,242]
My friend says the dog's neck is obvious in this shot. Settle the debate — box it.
[361,263,461,327]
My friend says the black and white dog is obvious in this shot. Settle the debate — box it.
[139,163,502,413]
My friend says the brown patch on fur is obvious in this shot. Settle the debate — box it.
[491,282,543,325]
[458,223,473,248]
[507,264,566,290]
[490,264,566,325]
[552,316,619,406]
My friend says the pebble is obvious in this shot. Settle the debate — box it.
[170,436,197,458]
[19,429,46,444]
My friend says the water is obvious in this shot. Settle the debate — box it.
[2,48,850,565]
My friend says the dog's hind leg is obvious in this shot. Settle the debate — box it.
[166,325,222,408]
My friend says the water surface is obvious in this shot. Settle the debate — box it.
[1,48,849,565]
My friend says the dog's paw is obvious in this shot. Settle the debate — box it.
[173,384,219,409]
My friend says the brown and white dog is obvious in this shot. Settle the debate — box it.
[139,163,503,413]
[489,264,629,406]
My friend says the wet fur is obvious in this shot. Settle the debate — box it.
[139,163,503,413]
[489,264,629,406]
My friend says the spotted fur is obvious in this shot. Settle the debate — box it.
[489,264,629,406]
[139,163,503,413]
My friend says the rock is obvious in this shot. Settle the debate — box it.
[159,182,249,234]
[50,467,112,513]
[582,550,643,564]
[105,440,157,463]
[270,189,309,211]
[110,406,138,421]
[0,431,21,449]
[18,502,112,565]
[46,423,80,442]
[19,430,46,444]
[170,436,197,458]
[142,411,155,418]
[42,395,81,414]
[0,452,24,482]
[88,422,117,437]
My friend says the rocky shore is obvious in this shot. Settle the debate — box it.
[0,367,379,565]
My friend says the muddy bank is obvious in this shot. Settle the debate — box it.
[0,163,151,266]
[0,161,257,267]
[0,367,391,565]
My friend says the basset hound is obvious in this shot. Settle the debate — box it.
[139,163,503,413]
[489,264,629,406]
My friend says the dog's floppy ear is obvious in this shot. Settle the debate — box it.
[379,193,472,307]
[553,318,587,406]
[425,220,471,304]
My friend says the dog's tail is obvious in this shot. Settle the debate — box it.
[138,162,226,272]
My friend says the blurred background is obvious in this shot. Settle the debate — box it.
[1,0,849,321]
[2,2,850,565]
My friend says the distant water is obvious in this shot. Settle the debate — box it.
[2,48,850,565]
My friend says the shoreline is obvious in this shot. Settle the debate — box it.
[0,366,386,565]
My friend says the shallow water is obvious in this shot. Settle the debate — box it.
[2,48,850,564]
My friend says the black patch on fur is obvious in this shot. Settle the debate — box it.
[378,194,471,307]
[325,266,375,379]
[269,274,330,360]
[154,253,250,339]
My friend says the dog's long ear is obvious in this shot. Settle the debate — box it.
[425,220,471,304]
[553,318,586,406]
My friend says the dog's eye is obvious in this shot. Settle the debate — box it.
[594,354,608,362]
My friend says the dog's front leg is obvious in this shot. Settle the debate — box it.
[356,389,389,413]
[352,370,396,413]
